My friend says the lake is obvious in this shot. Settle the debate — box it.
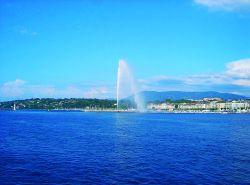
[0,111,250,184]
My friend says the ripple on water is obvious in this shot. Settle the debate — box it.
[0,111,250,184]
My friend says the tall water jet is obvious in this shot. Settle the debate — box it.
[116,59,145,112]
[116,62,121,109]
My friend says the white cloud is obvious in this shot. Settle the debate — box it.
[1,58,250,100]
[184,74,230,85]
[232,79,250,86]
[19,28,38,36]
[0,80,112,100]
[20,29,28,35]
[84,87,109,99]
[1,79,26,97]
[60,86,84,97]
[138,58,250,95]
[194,0,250,11]
[28,85,57,97]
[226,58,250,78]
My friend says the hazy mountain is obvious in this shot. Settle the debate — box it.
[128,91,248,103]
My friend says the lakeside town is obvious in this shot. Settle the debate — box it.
[1,97,250,113]
[147,98,250,113]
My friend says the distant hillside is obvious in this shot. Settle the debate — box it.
[128,91,248,103]
[0,98,116,110]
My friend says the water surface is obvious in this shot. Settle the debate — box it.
[0,111,250,184]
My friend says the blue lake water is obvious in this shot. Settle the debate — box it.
[0,111,250,184]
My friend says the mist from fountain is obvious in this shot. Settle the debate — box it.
[116,59,145,112]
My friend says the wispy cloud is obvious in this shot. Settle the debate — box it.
[194,0,250,11]
[1,79,26,97]
[226,58,250,78]
[139,58,250,96]
[19,28,38,36]
[84,87,109,99]
[0,80,113,101]
[1,59,250,100]
[232,79,250,86]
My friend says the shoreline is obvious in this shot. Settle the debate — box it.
[0,109,249,114]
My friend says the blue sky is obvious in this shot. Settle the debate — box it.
[0,0,250,100]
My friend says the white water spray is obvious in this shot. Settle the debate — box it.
[116,59,145,112]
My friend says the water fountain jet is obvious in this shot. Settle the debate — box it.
[116,59,145,112]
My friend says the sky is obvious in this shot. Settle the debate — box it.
[0,0,250,100]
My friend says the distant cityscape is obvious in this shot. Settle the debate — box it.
[147,98,250,113]
[0,97,249,113]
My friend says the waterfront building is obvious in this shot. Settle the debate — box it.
[147,99,250,112]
